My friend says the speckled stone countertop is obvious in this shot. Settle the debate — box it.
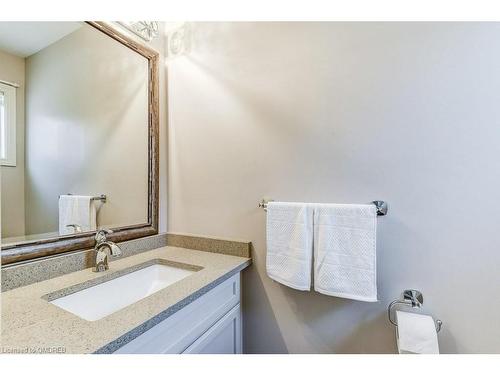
[1,246,251,354]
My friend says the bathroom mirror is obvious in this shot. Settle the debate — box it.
[0,22,159,265]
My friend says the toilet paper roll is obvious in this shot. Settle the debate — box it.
[396,310,439,354]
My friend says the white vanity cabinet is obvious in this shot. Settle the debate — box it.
[183,304,241,354]
[114,273,242,354]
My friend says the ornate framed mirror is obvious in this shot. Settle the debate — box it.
[0,21,159,265]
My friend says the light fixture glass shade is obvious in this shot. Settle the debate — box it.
[117,21,159,42]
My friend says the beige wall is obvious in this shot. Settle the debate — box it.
[0,49,25,238]
[24,24,149,235]
[167,22,500,353]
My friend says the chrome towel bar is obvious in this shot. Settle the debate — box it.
[90,194,107,203]
[59,194,107,203]
[258,199,388,216]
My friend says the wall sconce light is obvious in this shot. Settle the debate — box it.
[167,23,191,58]
[116,21,160,42]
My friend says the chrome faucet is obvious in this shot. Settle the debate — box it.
[93,229,122,272]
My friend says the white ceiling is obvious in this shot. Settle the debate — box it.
[0,22,83,58]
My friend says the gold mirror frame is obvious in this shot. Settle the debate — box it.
[1,22,160,266]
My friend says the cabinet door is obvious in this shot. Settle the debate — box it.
[183,304,241,354]
[114,273,240,354]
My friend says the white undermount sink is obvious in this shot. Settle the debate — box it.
[50,264,196,321]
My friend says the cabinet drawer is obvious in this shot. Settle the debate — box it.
[115,273,240,354]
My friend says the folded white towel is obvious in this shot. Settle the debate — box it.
[266,202,314,291]
[313,203,377,302]
[58,195,97,235]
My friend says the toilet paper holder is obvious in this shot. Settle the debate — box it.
[388,289,442,333]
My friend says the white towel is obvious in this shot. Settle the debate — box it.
[313,203,377,302]
[266,202,314,291]
[58,195,97,235]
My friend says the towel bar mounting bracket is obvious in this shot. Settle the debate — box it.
[372,200,388,216]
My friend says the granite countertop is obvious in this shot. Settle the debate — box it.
[1,246,251,354]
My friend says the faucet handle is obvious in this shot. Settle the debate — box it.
[109,243,122,257]
[95,228,113,243]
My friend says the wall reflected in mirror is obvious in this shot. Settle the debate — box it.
[0,22,150,246]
